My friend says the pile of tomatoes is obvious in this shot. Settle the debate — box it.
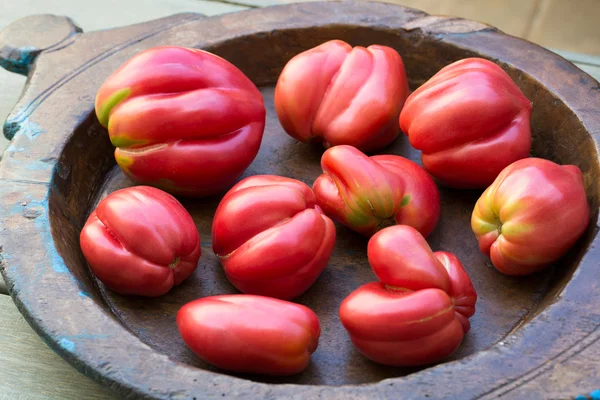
[80,41,591,376]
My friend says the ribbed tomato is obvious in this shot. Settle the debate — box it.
[472,157,590,275]
[275,40,409,152]
[95,46,266,197]
[80,186,201,296]
[340,225,476,366]
[400,57,532,188]
[212,175,336,300]
[313,145,440,237]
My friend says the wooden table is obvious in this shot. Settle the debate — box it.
[1,1,599,398]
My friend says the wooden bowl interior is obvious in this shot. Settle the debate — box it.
[47,25,599,386]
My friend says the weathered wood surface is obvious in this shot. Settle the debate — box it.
[0,295,116,400]
[552,49,600,83]
[1,1,600,399]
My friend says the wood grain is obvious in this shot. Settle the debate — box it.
[0,295,115,400]
[553,49,600,82]
[478,329,600,399]
[0,1,599,400]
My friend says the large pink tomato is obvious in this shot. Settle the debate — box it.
[312,145,440,237]
[79,186,201,296]
[400,57,532,188]
[340,225,477,366]
[471,157,590,275]
[212,175,336,300]
[95,46,266,197]
[274,40,409,153]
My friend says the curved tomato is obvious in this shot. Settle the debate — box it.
[212,175,336,300]
[95,46,266,197]
[339,225,476,366]
[399,57,532,188]
[177,295,320,375]
[312,145,440,237]
[274,40,409,153]
[471,157,590,275]
[79,186,201,296]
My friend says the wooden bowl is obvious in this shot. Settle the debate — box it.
[0,2,599,398]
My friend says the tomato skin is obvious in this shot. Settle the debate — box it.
[176,295,320,375]
[399,57,532,188]
[212,175,336,300]
[471,157,590,275]
[339,225,476,366]
[274,40,410,153]
[79,186,201,297]
[312,145,440,237]
[94,46,266,198]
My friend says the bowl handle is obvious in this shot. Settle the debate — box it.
[0,14,82,76]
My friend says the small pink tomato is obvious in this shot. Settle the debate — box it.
[472,157,590,275]
[313,145,440,237]
[80,186,200,296]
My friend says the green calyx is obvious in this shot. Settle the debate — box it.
[345,208,377,229]
[370,195,410,231]
[96,88,131,127]
[475,215,502,236]
[400,195,411,207]
[342,193,409,232]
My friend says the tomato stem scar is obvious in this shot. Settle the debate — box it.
[377,217,396,230]
[169,257,180,269]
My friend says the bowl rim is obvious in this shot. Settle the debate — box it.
[1,1,599,399]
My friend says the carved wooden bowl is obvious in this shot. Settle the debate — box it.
[0,2,598,399]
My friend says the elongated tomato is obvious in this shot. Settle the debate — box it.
[177,295,320,375]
